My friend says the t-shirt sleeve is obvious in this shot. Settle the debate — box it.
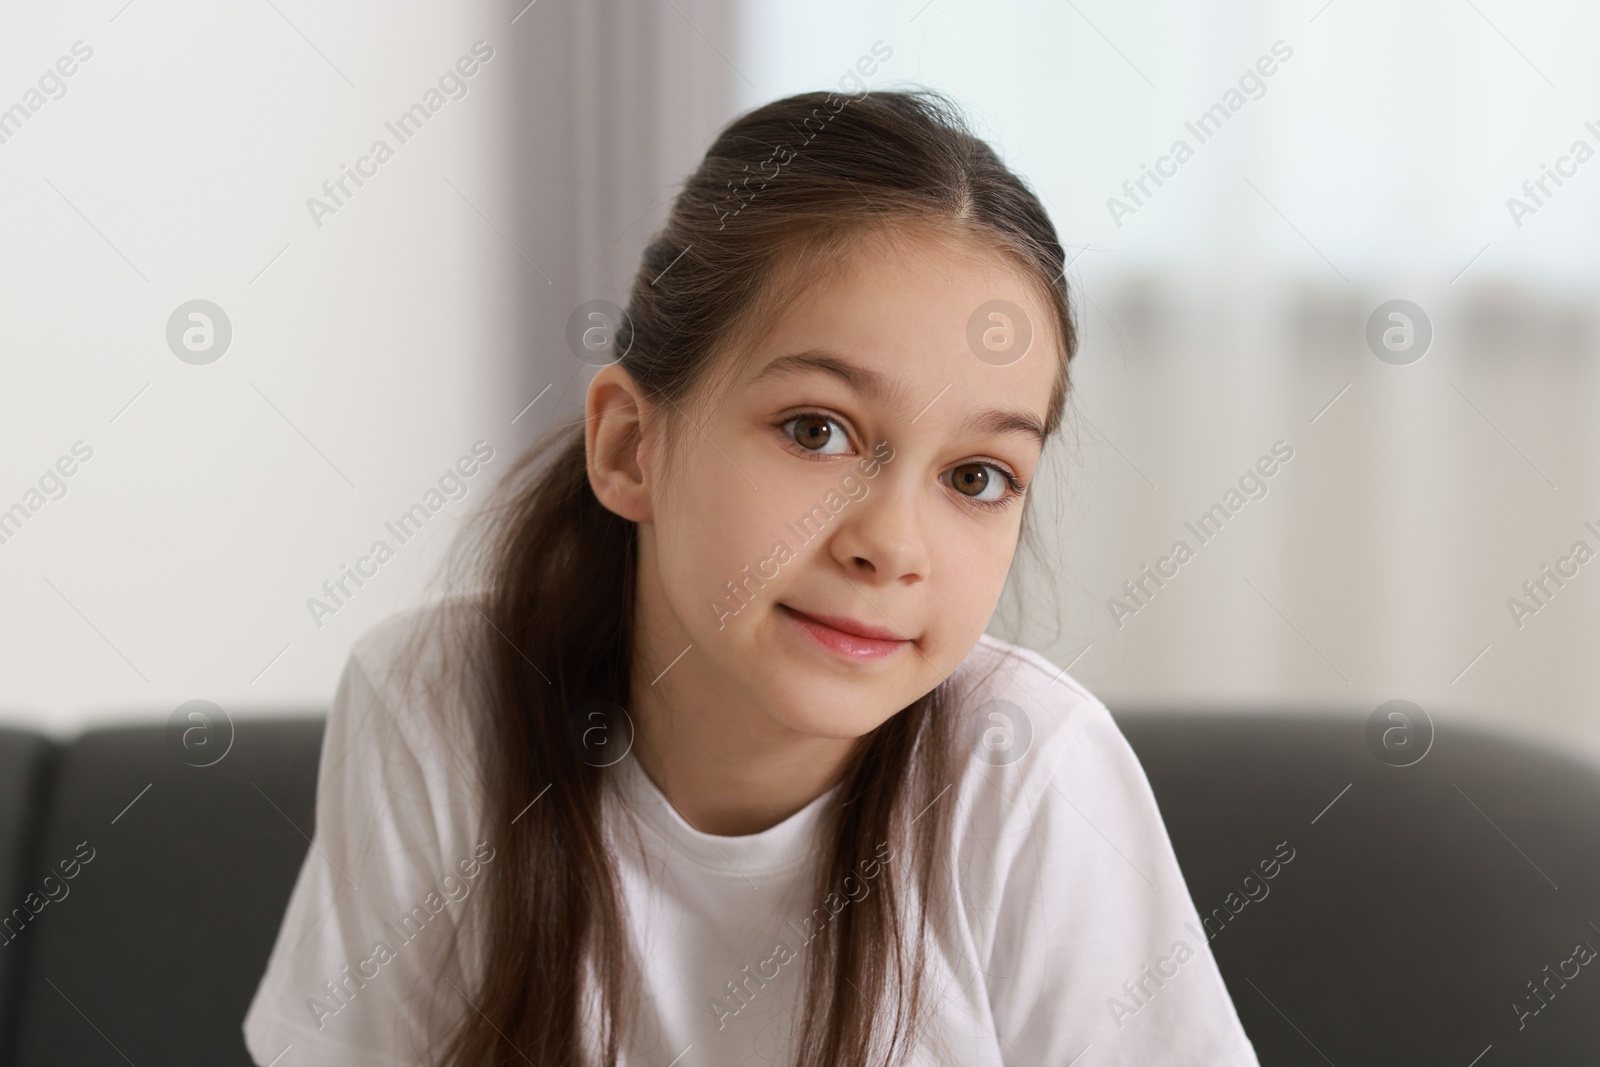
[242,644,490,1067]
[980,693,1261,1067]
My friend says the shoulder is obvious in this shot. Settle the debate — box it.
[941,637,1259,1065]
[244,597,493,1063]
[329,596,488,793]
[310,596,492,886]
[942,632,1156,865]
[348,594,484,700]
[951,632,1118,777]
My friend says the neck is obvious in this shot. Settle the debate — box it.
[626,546,859,837]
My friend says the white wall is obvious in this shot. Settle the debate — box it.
[0,0,738,736]
[8,0,1600,768]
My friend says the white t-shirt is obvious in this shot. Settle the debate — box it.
[243,600,1260,1067]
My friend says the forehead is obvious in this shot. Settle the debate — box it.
[733,226,1061,422]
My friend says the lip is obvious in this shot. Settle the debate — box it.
[777,604,912,660]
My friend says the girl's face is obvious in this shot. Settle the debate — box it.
[615,228,1060,745]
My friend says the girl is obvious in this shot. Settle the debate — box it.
[244,89,1259,1067]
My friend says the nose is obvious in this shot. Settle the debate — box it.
[827,469,931,585]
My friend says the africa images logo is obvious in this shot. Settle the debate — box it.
[1106,40,1294,229]
[305,41,495,229]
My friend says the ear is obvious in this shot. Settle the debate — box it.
[585,363,654,523]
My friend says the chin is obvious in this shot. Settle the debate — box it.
[756,675,913,741]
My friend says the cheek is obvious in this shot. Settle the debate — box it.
[929,524,1018,639]
[656,476,754,595]
[649,441,808,611]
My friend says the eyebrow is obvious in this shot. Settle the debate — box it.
[748,349,1047,447]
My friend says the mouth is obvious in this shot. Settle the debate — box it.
[776,603,913,661]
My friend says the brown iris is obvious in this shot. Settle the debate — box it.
[792,414,833,450]
[950,463,989,496]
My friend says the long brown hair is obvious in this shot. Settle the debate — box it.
[423,88,1078,1067]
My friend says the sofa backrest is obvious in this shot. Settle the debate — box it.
[0,729,56,1065]
[4,717,323,1067]
[1116,710,1600,1066]
[0,710,1598,1066]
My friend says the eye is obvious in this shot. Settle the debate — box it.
[942,461,1023,509]
[782,413,853,455]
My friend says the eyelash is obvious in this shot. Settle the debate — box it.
[776,410,1027,512]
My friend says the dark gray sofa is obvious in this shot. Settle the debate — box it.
[0,711,1595,1065]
